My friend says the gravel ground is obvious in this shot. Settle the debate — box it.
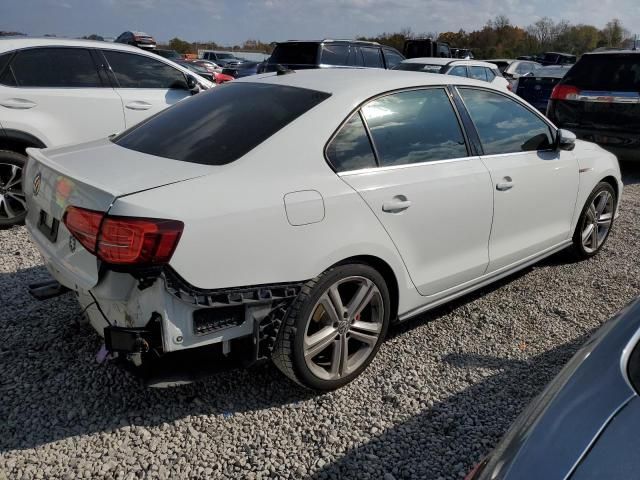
[1,164,639,480]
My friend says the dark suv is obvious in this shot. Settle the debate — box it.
[260,39,404,72]
[547,50,640,161]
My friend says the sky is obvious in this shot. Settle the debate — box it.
[1,0,639,45]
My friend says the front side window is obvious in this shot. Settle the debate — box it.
[361,47,384,68]
[326,113,376,172]
[449,66,467,77]
[6,48,101,88]
[383,49,404,69]
[114,83,331,165]
[361,88,468,166]
[459,88,554,155]
[103,50,188,89]
[320,44,350,65]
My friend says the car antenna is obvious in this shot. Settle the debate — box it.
[276,64,295,75]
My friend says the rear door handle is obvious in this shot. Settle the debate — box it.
[125,101,152,111]
[382,197,412,213]
[496,177,514,191]
[0,98,36,109]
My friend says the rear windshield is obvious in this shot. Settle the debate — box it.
[114,83,331,165]
[269,43,318,65]
[564,54,640,91]
[394,63,444,73]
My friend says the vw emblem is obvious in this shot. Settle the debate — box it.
[33,172,42,196]
[68,235,77,253]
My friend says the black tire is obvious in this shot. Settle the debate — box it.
[273,264,391,391]
[0,150,28,227]
[570,181,617,259]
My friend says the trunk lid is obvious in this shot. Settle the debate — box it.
[24,138,212,290]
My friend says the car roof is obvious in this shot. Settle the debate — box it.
[402,57,498,68]
[279,39,381,46]
[240,67,501,99]
[586,49,640,55]
[0,37,155,54]
[487,59,516,63]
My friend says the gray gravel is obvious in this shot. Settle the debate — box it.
[1,164,640,480]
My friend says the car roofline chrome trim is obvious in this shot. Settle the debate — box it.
[337,155,478,176]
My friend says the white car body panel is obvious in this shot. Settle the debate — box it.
[23,69,623,359]
[0,38,212,148]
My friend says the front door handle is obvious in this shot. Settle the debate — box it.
[125,101,152,111]
[382,196,412,213]
[0,98,36,109]
[496,176,514,191]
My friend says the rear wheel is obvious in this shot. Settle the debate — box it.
[273,264,390,391]
[0,150,27,227]
[571,182,616,259]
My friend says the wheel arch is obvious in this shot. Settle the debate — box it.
[0,129,47,156]
[331,254,400,323]
[600,175,620,204]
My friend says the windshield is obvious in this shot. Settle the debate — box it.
[394,63,444,73]
[269,43,318,65]
[216,53,235,59]
[564,54,640,90]
[113,83,331,166]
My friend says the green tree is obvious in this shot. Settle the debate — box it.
[168,37,193,54]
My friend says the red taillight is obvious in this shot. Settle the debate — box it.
[64,206,183,265]
[63,206,103,254]
[551,84,580,101]
[507,82,513,92]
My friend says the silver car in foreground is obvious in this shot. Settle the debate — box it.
[467,297,640,479]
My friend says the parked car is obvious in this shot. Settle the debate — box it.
[199,50,240,67]
[403,38,451,58]
[466,297,640,480]
[213,71,234,84]
[486,59,542,90]
[0,37,212,227]
[539,51,576,66]
[394,58,511,92]
[451,48,474,59]
[221,61,261,79]
[115,31,156,50]
[174,60,215,83]
[259,39,404,72]
[547,50,640,161]
[153,49,182,61]
[516,65,571,113]
[191,59,222,73]
[24,69,621,390]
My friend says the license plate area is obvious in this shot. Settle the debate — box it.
[37,210,59,243]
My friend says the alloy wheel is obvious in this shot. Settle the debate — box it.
[303,276,384,381]
[581,190,614,253]
[0,163,26,221]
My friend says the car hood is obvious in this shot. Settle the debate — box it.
[476,298,640,480]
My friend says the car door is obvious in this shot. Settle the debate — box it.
[331,87,494,296]
[0,47,125,146]
[101,49,192,128]
[457,87,579,272]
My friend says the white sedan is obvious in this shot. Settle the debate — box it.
[24,69,622,390]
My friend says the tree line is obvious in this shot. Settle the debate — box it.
[360,16,635,58]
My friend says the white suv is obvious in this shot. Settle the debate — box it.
[0,38,212,227]
[395,57,511,92]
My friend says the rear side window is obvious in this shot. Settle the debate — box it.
[361,88,468,166]
[114,83,331,165]
[0,53,15,86]
[459,88,554,155]
[486,68,496,81]
[449,66,467,77]
[320,44,350,65]
[326,113,376,172]
[7,48,101,87]
[361,47,384,68]
[269,43,318,65]
[103,51,188,89]
[383,49,404,69]
[469,66,488,82]
[563,54,640,91]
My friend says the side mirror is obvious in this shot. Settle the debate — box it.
[186,75,200,94]
[557,129,576,151]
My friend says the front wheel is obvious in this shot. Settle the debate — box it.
[0,150,28,227]
[571,181,616,259]
[273,264,390,391]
